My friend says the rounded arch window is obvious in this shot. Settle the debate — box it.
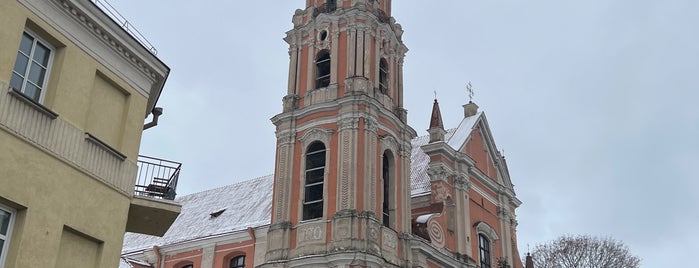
[478,233,492,268]
[379,58,388,94]
[229,255,245,268]
[382,150,395,227]
[315,50,331,89]
[303,142,326,220]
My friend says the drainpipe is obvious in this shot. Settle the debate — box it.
[143,107,163,130]
[246,227,256,244]
[153,245,164,268]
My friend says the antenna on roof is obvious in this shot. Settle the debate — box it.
[467,81,474,103]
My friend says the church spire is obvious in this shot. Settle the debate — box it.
[428,98,446,142]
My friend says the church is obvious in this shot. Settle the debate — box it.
[121,0,524,267]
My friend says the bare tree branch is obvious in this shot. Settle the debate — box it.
[529,234,640,268]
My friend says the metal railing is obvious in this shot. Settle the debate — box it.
[134,155,181,200]
[313,2,337,17]
[90,0,158,55]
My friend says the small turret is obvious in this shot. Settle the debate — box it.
[525,252,534,268]
[428,99,446,142]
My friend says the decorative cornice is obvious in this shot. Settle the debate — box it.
[298,127,333,148]
[52,0,160,81]
[276,130,296,145]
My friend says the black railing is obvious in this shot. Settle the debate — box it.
[134,155,181,200]
[313,2,337,17]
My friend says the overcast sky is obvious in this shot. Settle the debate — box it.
[108,1,697,266]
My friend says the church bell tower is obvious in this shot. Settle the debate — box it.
[263,0,416,267]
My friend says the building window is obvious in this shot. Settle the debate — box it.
[379,58,388,94]
[0,206,15,267]
[303,142,326,220]
[10,31,53,103]
[230,255,245,268]
[479,234,492,268]
[315,50,331,89]
[382,151,393,227]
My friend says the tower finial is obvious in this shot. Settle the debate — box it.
[434,90,437,100]
[467,81,474,103]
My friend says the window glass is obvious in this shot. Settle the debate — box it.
[13,53,29,74]
[315,51,331,89]
[479,234,491,268]
[33,43,51,66]
[28,62,47,86]
[19,33,33,54]
[303,142,326,220]
[379,58,388,94]
[0,207,12,267]
[10,73,24,91]
[0,209,9,235]
[230,255,245,268]
[12,31,53,102]
[382,152,390,227]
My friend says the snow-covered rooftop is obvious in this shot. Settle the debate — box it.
[123,113,482,253]
[409,112,482,196]
[122,175,273,253]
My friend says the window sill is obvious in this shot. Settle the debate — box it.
[7,87,58,120]
[84,132,126,161]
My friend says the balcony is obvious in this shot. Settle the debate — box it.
[126,155,182,236]
[134,155,181,200]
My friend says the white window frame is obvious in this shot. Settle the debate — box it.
[0,204,16,267]
[10,29,55,104]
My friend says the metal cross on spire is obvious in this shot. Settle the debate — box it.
[467,81,474,103]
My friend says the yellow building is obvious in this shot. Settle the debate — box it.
[0,0,180,267]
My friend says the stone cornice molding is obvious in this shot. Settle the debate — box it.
[427,162,454,183]
[409,238,475,268]
[338,115,360,131]
[49,0,164,81]
[276,130,296,145]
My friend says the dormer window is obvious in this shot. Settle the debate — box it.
[315,50,331,89]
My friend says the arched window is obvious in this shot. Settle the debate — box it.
[229,255,245,268]
[175,262,193,268]
[479,234,492,268]
[315,50,331,89]
[378,58,388,94]
[382,151,393,227]
[303,142,326,220]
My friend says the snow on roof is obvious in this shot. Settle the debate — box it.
[410,112,482,196]
[123,113,482,253]
[446,111,482,150]
[122,175,274,253]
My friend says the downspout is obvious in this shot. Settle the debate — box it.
[143,107,163,130]
[246,227,256,244]
[153,245,164,268]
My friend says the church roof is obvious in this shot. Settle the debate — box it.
[410,112,483,195]
[123,112,484,254]
[122,175,273,253]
